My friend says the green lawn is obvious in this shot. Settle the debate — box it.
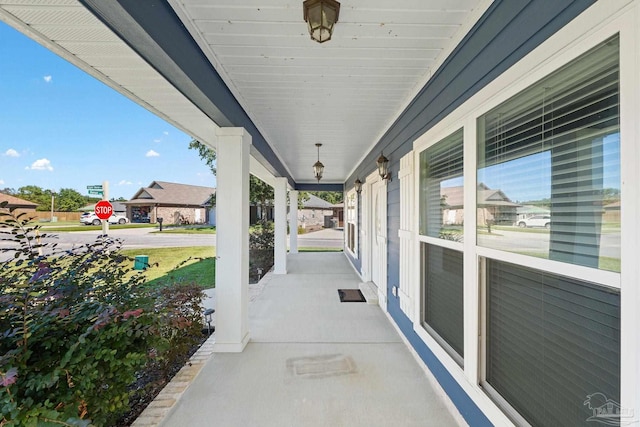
[39,223,156,232]
[151,225,216,234]
[514,251,620,272]
[120,246,216,289]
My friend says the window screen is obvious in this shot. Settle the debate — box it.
[421,243,464,363]
[477,35,620,271]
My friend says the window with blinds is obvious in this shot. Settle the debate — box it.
[419,128,464,241]
[477,35,620,271]
[485,259,620,427]
[418,129,464,364]
[421,243,464,364]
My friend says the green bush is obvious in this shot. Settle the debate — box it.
[249,220,274,282]
[0,202,204,426]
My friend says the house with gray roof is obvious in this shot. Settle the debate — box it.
[297,193,336,230]
[124,181,215,225]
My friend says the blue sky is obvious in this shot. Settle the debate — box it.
[0,22,215,200]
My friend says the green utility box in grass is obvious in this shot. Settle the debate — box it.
[134,255,149,270]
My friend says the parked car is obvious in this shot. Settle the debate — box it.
[518,215,550,229]
[80,212,129,225]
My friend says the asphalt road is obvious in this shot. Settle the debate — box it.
[0,227,345,261]
[0,227,216,261]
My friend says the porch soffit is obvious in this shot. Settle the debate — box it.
[0,0,491,187]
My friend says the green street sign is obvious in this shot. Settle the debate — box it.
[88,190,104,195]
[87,185,103,190]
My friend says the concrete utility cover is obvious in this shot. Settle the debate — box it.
[287,354,356,379]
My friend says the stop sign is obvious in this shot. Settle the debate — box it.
[94,200,113,220]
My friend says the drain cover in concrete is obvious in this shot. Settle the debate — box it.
[286,354,356,379]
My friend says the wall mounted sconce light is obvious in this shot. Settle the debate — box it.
[377,153,392,181]
[354,178,363,194]
[313,143,324,182]
[303,0,341,43]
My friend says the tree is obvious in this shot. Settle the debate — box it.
[188,139,275,213]
[250,175,273,220]
[0,187,16,195]
[56,188,86,212]
[16,185,51,211]
[188,140,216,175]
[310,191,343,204]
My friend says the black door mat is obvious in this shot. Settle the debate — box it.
[338,289,366,302]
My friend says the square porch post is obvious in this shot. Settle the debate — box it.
[274,177,288,274]
[289,190,299,254]
[213,127,250,352]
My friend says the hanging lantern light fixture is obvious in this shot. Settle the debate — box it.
[377,153,391,181]
[354,178,363,194]
[313,143,324,182]
[303,0,341,43]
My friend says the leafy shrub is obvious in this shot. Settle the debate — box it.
[0,203,205,426]
[249,220,274,282]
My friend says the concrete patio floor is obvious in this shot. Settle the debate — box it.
[159,252,464,427]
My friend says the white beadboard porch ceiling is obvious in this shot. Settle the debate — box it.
[0,0,490,184]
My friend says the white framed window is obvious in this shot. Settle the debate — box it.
[346,190,358,256]
[409,3,635,425]
[477,35,621,427]
[418,129,465,366]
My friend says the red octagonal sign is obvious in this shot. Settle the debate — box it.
[95,200,113,220]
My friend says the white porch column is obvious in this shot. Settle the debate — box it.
[289,190,299,254]
[273,177,288,274]
[214,127,250,352]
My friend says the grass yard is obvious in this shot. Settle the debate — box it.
[152,225,216,234]
[120,246,216,289]
[40,223,156,232]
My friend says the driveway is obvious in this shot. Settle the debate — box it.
[295,228,343,249]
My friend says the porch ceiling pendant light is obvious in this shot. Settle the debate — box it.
[313,143,325,182]
[377,153,391,181]
[303,0,340,43]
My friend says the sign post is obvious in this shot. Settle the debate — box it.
[88,181,110,235]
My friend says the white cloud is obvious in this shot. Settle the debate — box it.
[163,131,169,136]
[146,150,160,157]
[153,139,161,143]
[27,158,54,171]
[118,180,133,186]
[43,75,52,83]
[0,179,4,185]
[4,149,19,157]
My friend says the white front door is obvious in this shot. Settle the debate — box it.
[370,178,387,308]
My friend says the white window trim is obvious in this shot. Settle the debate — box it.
[408,2,638,426]
[345,189,358,258]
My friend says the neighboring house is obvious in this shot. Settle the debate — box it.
[297,193,335,229]
[332,202,344,228]
[0,193,38,218]
[603,201,621,224]
[124,181,215,225]
[250,204,274,224]
[439,184,520,227]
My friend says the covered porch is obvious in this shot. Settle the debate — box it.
[141,252,462,426]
